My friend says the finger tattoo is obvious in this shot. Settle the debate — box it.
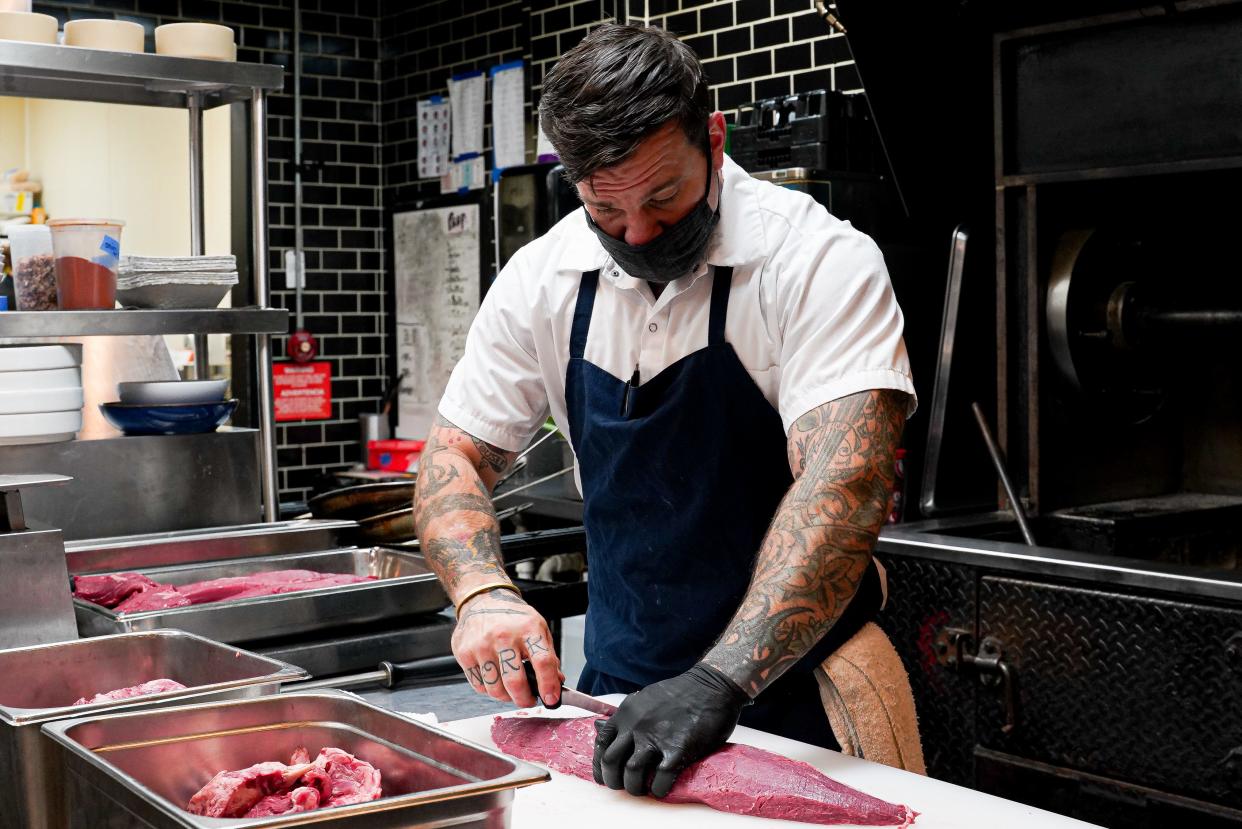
[480,661,500,686]
[498,647,521,673]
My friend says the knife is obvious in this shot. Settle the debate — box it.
[523,660,617,716]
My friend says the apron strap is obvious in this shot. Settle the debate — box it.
[570,269,601,360]
[708,265,734,346]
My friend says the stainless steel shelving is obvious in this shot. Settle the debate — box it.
[0,308,286,337]
[0,42,286,523]
[0,41,282,109]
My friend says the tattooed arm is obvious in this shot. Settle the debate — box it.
[702,389,907,696]
[414,415,563,706]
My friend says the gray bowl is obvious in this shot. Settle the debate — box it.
[117,379,228,405]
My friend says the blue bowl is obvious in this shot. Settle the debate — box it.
[100,399,238,436]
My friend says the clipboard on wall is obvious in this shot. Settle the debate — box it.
[388,190,492,442]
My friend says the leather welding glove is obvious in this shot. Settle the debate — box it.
[593,662,750,798]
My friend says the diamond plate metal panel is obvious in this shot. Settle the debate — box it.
[978,577,1242,807]
[875,554,978,785]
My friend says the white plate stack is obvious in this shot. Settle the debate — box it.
[0,344,85,445]
[117,255,239,310]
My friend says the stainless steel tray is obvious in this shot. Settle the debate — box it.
[0,630,306,829]
[64,519,356,575]
[42,690,549,828]
[73,547,451,643]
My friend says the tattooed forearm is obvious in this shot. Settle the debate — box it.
[414,416,519,600]
[703,389,908,697]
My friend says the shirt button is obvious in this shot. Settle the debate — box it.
[648,322,658,333]
[611,270,618,278]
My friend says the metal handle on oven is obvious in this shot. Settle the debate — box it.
[936,628,1020,734]
[920,225,969,517]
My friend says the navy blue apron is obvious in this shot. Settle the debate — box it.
[565,266,882,750]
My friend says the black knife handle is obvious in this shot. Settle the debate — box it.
[523,659,560,709]
[381,655,464,689]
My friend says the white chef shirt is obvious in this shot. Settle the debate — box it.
[439,154,916,455]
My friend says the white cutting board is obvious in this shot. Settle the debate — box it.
[443,697,1101,829]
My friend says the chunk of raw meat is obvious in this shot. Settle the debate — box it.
[72,678,187,706]
[491,716,917,827]
[179,571,376,605]
[187,761,315,818]
[186,747,382,818]
[71,572,159,607]
[312,747,384,807]
[77,569,378,615]
[113,585,192,614]
[244,786,322,817]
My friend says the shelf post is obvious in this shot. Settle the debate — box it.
[252,89,279,522]
[188,91,211,381]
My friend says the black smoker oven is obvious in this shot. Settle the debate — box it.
[839,2,1242,826]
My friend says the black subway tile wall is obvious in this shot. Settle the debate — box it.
[34,0,385,503]
[25,0,861,505]
[632,1,859,116]
[381,1,529,213]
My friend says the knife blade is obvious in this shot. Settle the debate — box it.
[523,660,617,716]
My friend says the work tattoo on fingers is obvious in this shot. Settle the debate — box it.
[463,639,538,693]
[704,389,908,696]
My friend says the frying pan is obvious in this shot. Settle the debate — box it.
[307,479,415,521]
[357,501,533,545]
[309,428,557,521]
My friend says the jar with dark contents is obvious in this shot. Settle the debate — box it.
[14,253,57,310]
[6,224,58,310]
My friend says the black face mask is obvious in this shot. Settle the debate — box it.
[584,142,720,284]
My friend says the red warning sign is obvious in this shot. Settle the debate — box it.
[274,361,332,422]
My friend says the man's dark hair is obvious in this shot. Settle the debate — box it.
[539,23,710,184]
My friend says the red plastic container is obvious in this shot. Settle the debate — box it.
[367,439,425,472]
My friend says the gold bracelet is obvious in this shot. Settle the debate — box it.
[454,581,522,616]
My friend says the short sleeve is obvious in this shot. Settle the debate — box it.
[438,262,550,452]
[775,226,917,433]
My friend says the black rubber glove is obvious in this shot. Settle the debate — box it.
[592,662,750,798]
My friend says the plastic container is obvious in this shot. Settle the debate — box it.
[154,22,236,61]
[64,19,145,52]
[7,224,55,311]
[0,10,56,43]
[368,439,425,472]
[47,218,124,310]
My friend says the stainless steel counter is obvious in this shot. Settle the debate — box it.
[357,679,513,722]
[879,513,1242,603]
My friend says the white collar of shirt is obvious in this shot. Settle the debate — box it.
[555,155,768,297]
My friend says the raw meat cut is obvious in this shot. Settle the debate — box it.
[491,716,917,827]
[187,761,315,818]
[178,571,379,605]
[113,585,192,614]
[186,747,382,818]
[70,572,158,607]
[312,747,384,807]
[73,569,377,615]
[72,678,187,706]
[244,785,322,817]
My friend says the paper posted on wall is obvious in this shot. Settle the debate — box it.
[490,61,526,174]
[393,203,481,441]
[448,71,485,158]
[417,97,451,180]
[440,154,486,194]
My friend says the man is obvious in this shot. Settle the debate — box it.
[413,23,914,800]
